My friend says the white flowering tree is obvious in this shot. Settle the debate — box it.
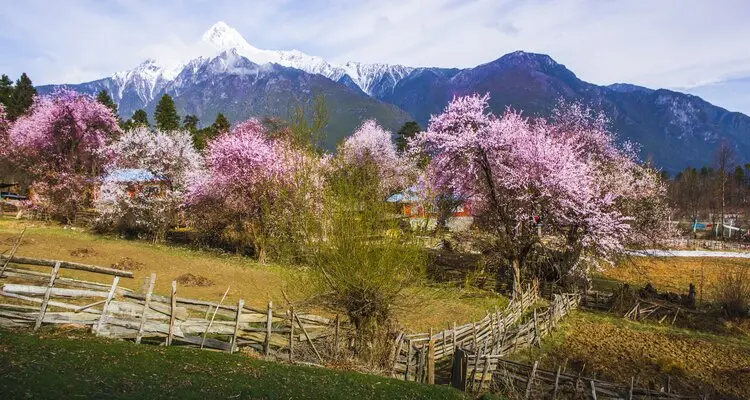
[95,127,202,242]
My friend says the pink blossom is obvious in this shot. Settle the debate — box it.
[338,119,415,195]
[411,93,668,288]
[7,89,121,221]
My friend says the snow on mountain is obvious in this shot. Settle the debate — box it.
[109,21,414,105]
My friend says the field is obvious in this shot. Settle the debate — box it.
[0,218,506,333]
[0,327,468,400]
[508,254,750,399]
[597,256,750,301]
[511,311,750,399]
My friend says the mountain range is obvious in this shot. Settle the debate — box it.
[38,21,750,173]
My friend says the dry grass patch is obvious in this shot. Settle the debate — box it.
[514,311,750,399]
[598,257,750,301]
[0,218,507,331]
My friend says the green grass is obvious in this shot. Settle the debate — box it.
[0,328,468,400]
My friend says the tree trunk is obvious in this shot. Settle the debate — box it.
[512,257,522,300]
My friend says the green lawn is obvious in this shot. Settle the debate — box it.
[0,328,468,400]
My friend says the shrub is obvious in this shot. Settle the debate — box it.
[714,266,750,318]
[312,157,426,365]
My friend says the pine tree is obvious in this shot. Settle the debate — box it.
[153,94,180,132]
[131,109,151,126]
[8,73,37,120]
[183,114,199,132]
[96,89,118,117]
[0,74,13,108]
[395,121,421,153]
[212,113,230,134]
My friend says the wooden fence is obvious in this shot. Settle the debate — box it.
[475,358,702,399]
[460,293,581,391]
[0,255,346,363]
[663,238,750,251]
[391,282,540,382]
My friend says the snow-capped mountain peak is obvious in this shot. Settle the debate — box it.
[108,21,419,106]
[201,21,251,51]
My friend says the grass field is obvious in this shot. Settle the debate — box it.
[511,310,750,399]
[596,256,750,301]
[0,218,506,332]
[0,327,469,400]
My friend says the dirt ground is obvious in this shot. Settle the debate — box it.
[513,311,750,399]
[0,218,504,332]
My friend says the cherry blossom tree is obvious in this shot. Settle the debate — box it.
[412,94,668,296]
[7,89,121,222]
[95,127,202,242]
[0,104,9,154]
[337,120,415,197]
[187,118,321,263]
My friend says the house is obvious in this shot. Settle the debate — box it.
[386,186,472,218]
[93,168,169,201]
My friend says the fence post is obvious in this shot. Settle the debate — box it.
[167,280,177,346]
[230,299,244,354]
[552,365,561,399]
[428,328,435,384]
[391,332,404,374]
[264,300,273,356]
[34,261,61,331]
[94,276,119,335]
[135,272,156,344]
[479,356,490,392]
[628,376,634,400]
[533,309,541,348]
[452,321,457,352]
[289,308,295,361]
[201,286,230,349]
[590,380,598,400]
[334,314,340,358]
[523,360,538,400]
[405,339,412,381]
[295,312,323,363]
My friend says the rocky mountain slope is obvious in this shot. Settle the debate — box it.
[38,22,750,172]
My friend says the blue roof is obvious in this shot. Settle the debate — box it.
[103,168,165,183]
[387,186,421,203]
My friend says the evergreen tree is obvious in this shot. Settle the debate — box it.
[132,109,150,127]
[192,113,230,151]
[183,114,199,132]
[395,121,421,153]
[0,74,13,108]
[96,89,118,117]
[8,73,36,120]
[212,113,230,134]
[153,94,180,132]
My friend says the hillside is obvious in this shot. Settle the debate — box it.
[0,328,468,400]
[378,51,750,173]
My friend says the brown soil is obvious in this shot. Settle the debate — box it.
[70,247,98,258]
[110,257,145,271]
[175,273,215,287]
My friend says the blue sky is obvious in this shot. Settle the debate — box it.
[2,0,750,114]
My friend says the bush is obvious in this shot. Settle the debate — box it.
[312,158,426,366]
[714,267,750,318]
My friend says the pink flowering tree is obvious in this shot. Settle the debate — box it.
[95,127,202,242]
[187,119,322,263]
[412,94,668,296]
[336,120,415,197]
[7,89,121,222]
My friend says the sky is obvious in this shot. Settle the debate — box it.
[2,0,750,114]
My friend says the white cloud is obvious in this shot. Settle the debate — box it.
[2,0,750,112]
